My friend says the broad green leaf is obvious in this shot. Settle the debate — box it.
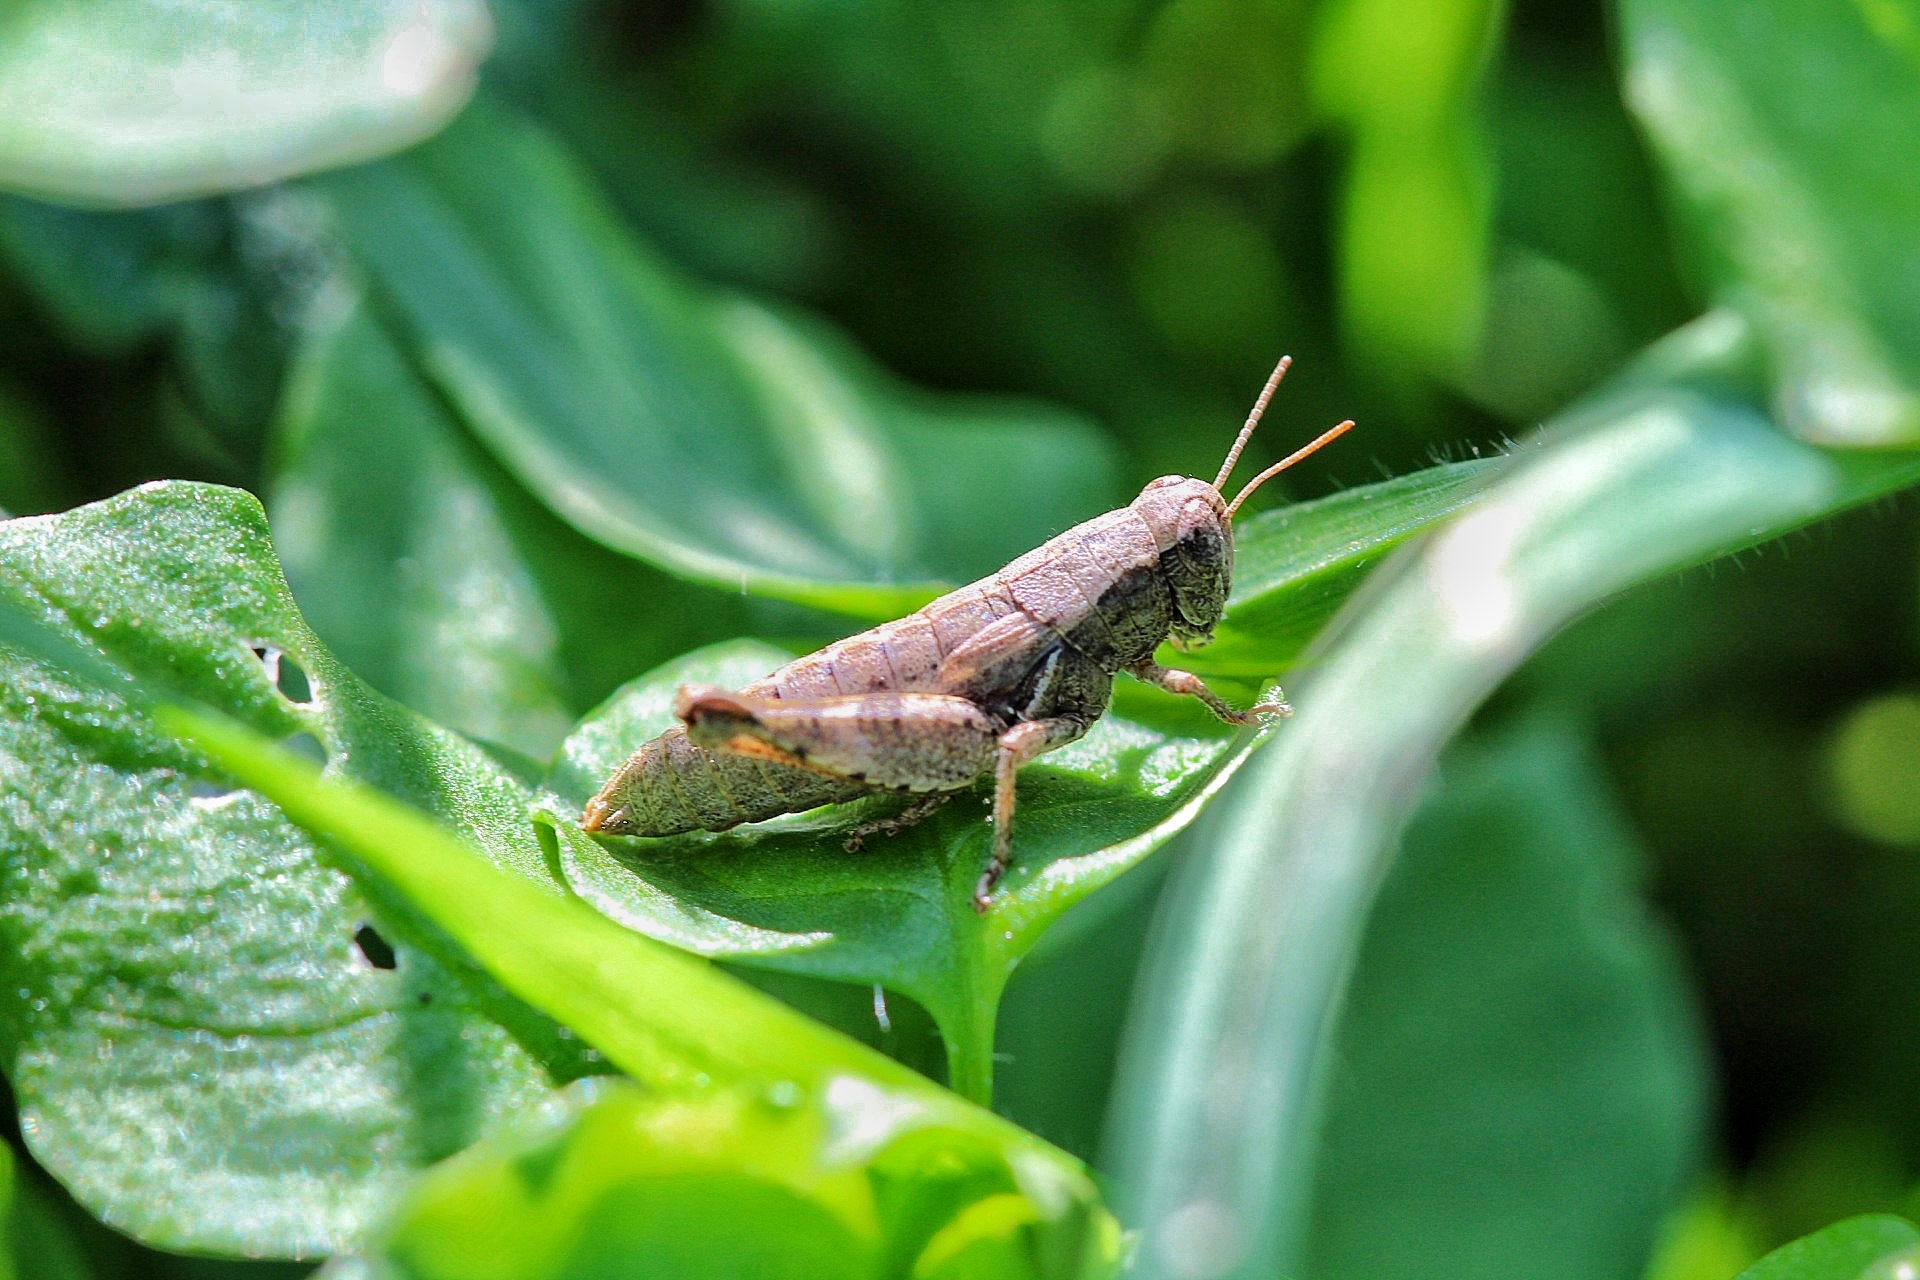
[0,482,596,1257]
[1301,717,1706,1280]
[1188,455,1505,677]
[309,100,1120,619]
[1733,1216,1920,1280]
[1107,315,1920,1280]
[1621,0,1920,444]
[538,640,1274,1104]
[163,707,1120,1280]
[0,0,491,207]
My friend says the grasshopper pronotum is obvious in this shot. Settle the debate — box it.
[583,357,1353,912]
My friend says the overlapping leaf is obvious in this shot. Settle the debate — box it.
[166,707,1119,1280]
[269,289,782,761]
[539,640,1271,1102]
[1108,319,1920,1280]
[1301,718,1706,1280]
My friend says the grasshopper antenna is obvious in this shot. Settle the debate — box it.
[1224,418,1356,518]
[1212,355,1292,491]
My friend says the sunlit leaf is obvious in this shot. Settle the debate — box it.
[0,0,491,206]
[0,483,592,1256]
[1733,1216,1920,1280]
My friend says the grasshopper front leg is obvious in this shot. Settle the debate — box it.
[1126,660,1292,725]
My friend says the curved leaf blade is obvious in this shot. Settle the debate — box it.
[1107,318,1920,1280]
[311,101,1120,619]
[1189,455,1504,677]
[1733,1216,1920,1280]
[166,708,1122,1280]
[1300,718,1707,1280]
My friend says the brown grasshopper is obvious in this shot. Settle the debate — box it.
[583,357,1353,912]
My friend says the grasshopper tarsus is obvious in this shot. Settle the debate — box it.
[587,355,1352,910]
[845,792,951,852]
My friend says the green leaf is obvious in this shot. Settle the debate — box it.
[0,0,491,207]
[530,450,1511,1103]
[1188,455,1504,677]
[1733,1216,1920,1280]
[1106,316,1920,1280]
[160,707,1120,1280]
[356,1077,1114,1280]
[538,639,1273,1105]
[1301,717,1707,1280]
[1621,0,1920,444]
[309,100,1120,619]
[0,482,595,1257]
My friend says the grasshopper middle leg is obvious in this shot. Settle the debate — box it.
[845,792,952,851]
[975,715,1093,913]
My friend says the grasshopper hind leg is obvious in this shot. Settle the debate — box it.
[845,792,952,851]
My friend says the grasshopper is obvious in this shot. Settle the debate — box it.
[583,357,1353,912]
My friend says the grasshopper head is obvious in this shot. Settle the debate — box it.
[1133,475,1232,649]
[1136,357,1355,650]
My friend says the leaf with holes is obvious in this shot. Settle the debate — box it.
[160,708,1119,1280]
[0,481,594,1258]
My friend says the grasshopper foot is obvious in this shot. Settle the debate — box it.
[844,792,951,852]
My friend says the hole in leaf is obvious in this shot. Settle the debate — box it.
[250,644,313,703]
[353,924,397,970]
[281,732,327,765]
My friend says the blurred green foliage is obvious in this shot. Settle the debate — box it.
[0,0,1913,1278]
